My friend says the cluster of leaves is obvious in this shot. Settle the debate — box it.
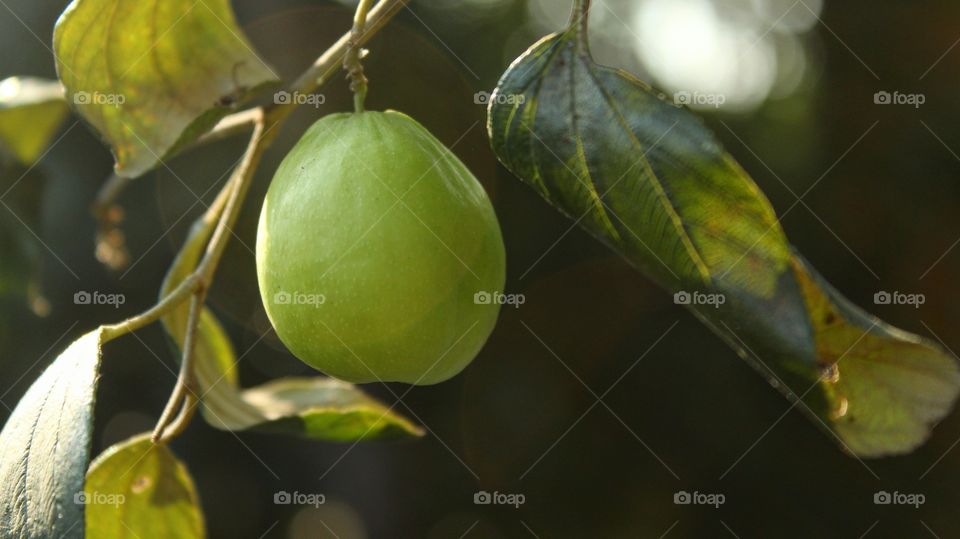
[1,0,958,536]
[0,0,418,537]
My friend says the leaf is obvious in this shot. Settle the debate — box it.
[0,160,52,313]
[53,0,278,178]
[0,77,69,165]
[159,215,423,441]
[487,23,960,457]
[84,433,205,539]
[0,209,41,298]
[0,328,106,538]
[236,377,424,441]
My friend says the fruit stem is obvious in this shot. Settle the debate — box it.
[345,0,376,112]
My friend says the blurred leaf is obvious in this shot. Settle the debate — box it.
[0,328,105,538]
[0,213,39,297]
[85,433,205,539]
[488,24,960,456]
[159,214,423,441]
[53,0,278,178]
[0,77,69,165]
[0,163,51,313]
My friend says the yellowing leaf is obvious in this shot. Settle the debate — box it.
[0,77,68,165]
[85,434,205,539]
[53,0,278,178]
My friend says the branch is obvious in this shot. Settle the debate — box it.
[151,290,205,442]
[102,0,411,442]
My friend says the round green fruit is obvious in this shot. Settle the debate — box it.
[256,110,506,385]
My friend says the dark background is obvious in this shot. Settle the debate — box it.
[2,0,960,537]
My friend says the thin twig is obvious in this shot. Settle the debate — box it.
[160,391,200,441]
[152,290,205,442]
[344,0,376,112]
[99,172,235,343]
[100,273,201,341]
[277,0,407,125]
[153,115,265,443]
[195,111,267,283]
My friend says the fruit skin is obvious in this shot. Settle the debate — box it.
[256,110,506,385]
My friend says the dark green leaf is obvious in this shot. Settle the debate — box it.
[85,433,205,539]
[53,0,279,178]
[0,77,69,165]
[159,215,423,441]
[0,328,106,538]
[488,24,960,457]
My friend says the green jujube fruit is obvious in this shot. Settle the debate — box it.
[256,110,506,384]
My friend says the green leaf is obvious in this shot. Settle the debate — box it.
[236,377,424,441]
[53,0,278,178]
[159,215,423,441]
[0,328,106,538]
[488,25,960,457]
[85,433,205,539]
[0,77,69,165]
